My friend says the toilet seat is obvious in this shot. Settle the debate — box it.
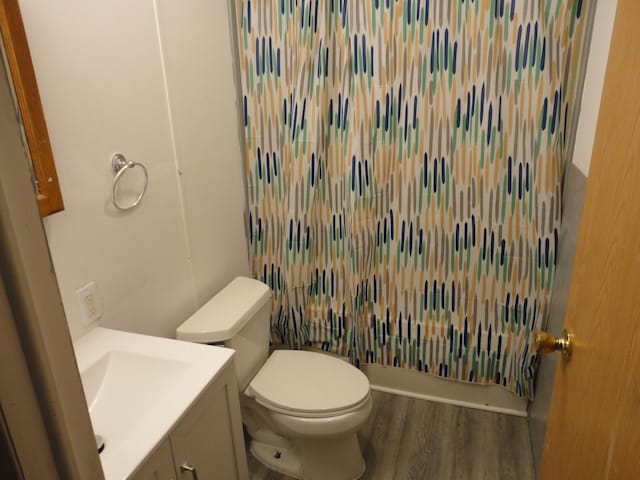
[249,391,372,419]
[245,350,370,418]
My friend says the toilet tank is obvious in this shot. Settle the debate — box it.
[176,277,272,390]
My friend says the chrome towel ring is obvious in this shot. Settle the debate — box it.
[111,153,148,211]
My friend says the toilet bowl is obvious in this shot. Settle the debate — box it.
[176,277,371,480]
[242,350,372,479]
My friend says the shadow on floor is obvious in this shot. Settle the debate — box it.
[248,390,534,480]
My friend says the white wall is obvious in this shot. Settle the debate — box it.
[154,0,249,306]
[571,0,619,175]
[18,0,249,340]
[20,0,614,341]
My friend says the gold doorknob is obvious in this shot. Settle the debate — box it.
[534,329,573,361]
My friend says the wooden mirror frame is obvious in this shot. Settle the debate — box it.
[0,0,63,216]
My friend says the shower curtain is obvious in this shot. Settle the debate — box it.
[236,0,590,398]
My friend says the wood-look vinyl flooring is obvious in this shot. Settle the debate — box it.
[248,390,534,480]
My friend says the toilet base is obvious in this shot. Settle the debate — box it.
[250,440,302,478]
[242,393,370,480]
[250,433,366,480]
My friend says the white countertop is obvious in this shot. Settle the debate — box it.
[74,327,234,480]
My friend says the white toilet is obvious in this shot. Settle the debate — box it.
[176,277,372,480]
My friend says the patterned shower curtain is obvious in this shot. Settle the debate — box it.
[236,0,590,398]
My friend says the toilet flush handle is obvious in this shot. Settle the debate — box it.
[180,462,199,480]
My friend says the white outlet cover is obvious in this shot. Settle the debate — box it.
[76,281,102,326]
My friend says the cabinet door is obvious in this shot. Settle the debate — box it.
[130,438,176,480]
[170,365,249,480]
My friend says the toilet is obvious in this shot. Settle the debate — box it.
[176,277,372,480]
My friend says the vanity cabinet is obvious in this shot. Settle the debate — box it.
[130,439,176,480]
[131,362,249,480]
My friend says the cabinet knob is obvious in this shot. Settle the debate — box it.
[180,462,199,480]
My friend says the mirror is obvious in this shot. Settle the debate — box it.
[0,0,63,216]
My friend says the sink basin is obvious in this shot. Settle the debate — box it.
[74,327,234,480]
[81,351,190,445]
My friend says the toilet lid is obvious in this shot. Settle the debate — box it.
[247,350,370,415]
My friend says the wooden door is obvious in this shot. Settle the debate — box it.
[540,0,640,477]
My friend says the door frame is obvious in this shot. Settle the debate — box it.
[0,273,57,479]
[0,34,103,480]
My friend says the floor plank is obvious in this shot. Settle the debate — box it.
[248,390,534,480]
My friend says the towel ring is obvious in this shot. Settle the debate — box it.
[111,153,148,211]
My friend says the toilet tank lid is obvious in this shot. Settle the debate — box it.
[176,277,271,344]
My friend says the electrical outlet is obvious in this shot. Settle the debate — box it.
[76,281,102,325]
